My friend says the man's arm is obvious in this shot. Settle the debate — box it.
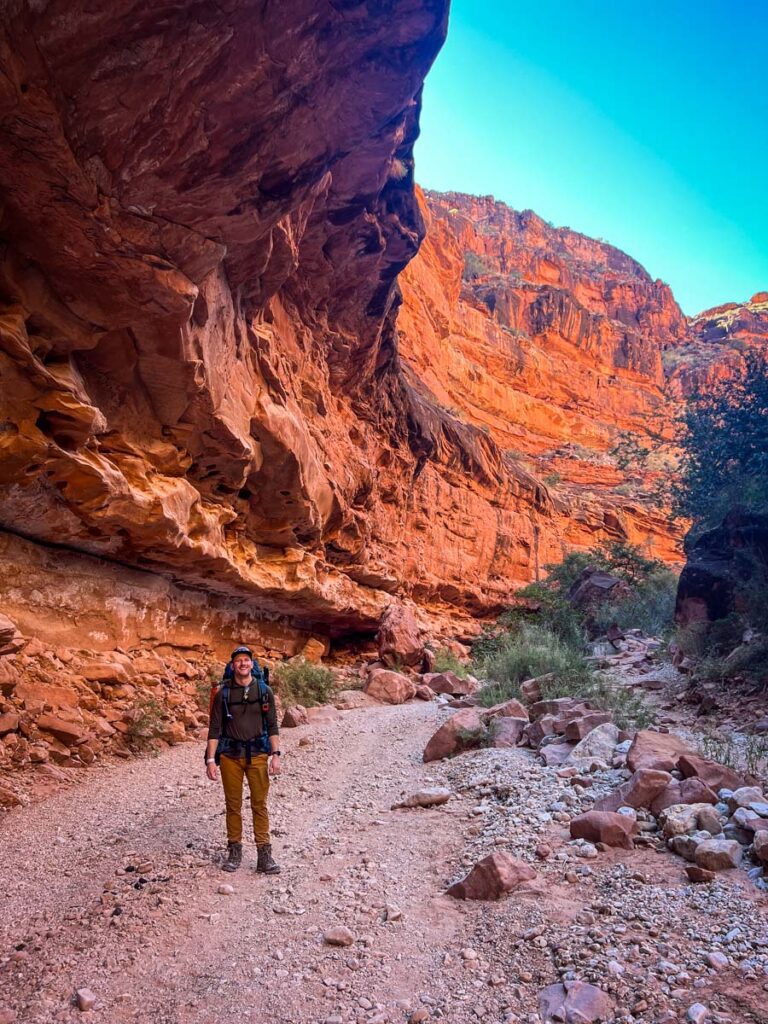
[266,686,281,775]
[205,690,222,779]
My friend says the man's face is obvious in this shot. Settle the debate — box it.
[233,654,252,678]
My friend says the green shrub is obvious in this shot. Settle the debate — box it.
[507,581,586,648]
[476,621,654,730]
[592,568,678,637]
[432,648,469,678]
[478,623,592,705]
[126,695,164,750]
[470,626,508,664]
[271,658,335,707]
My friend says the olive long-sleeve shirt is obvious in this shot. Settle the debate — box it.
[207,681,279,742]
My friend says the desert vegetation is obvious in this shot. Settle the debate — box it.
[472,541,674,729]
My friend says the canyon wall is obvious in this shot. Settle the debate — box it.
[0,0,459,647]
[1,2,757,663]
[666,292,768,394]
[397,190,687,568]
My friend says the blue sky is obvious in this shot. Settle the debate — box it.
[415,0,768,315]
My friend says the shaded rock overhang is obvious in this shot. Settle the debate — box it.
[0,1,452,633]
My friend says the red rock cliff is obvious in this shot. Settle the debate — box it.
[0,1,461,643]
[666,292,768,394]
[398,190,687,570]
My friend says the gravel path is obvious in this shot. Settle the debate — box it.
[2,699,768,1024]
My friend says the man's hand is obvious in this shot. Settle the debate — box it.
[206,761,217,781]
[269,753,281,777]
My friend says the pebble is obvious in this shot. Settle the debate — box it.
[75,989,97,1012]
[687,1004,709,1023]
[217,884,235,895]
[323,926,355,947]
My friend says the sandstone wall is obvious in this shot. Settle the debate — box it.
[398,190,687,566]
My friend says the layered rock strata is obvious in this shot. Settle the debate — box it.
[0,0,461,638]
[398,190,688,565]
[666,292,768,394]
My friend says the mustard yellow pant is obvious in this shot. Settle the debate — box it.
[219,754,270,845]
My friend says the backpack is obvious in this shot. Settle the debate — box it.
[207,658,272,765]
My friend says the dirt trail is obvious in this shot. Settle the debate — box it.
[0,702,475,1024]
[2,693,768,1024]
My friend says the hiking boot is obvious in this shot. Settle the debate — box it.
[221,841,242,872]
[256,843,280,874]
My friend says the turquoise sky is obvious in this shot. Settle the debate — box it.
[415,0,768,315]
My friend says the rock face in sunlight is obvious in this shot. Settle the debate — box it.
[2,5,750,657]
[0,1,459,642]
[666,293,768,394]
[398,190,688,566]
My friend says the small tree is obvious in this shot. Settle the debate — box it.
[675,351,768,533]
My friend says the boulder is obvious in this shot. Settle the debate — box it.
[539,980,614,1023]
[696,805,723,835]
[727,786,764,812]
[80,661,131,685]
[323,926,355,947]
[414,685,435,701]
[488,717,527,749]
[377,604,423,668]
[393,787,451,809]
[594,769,673,813]
[0,712,20,736]
[421,671,478,697]
[423,709,487,763]
[564,712,613,743]
[568,723,620,763]
[482,698,529,722]
[569,811,638,849]
[36,713,88,746]
[364,669,416,705]
[669,833,706,862]
[627,730,694,772]
[332,690,379,711]
[659,803,717,839]
[14,679,79,709]
[521,673,553,703]
[0,784,22,808]
[753,831,768,864]
[567,568,632,612]
[161,721,186,745]
[0,614,24,656]
[685,865,717,883]
[678,753,746,792]
[539,742,575,767]
[525,715,560,748]
[281,704,308,728]
[446,851,536,900]
[529,697,586,721]
[694,839,743,871]
[299,636,329,663]
[650,778,718,816]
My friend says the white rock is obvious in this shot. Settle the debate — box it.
[686,1003,709,1024]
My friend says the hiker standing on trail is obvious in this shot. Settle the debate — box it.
[205,645,282,874]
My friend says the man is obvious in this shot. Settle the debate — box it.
[205,645,281,873]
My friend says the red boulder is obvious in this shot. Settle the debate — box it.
[570,811,639,849]
[446,852,536,900]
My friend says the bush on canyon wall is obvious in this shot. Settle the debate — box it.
[271,658,335,708]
